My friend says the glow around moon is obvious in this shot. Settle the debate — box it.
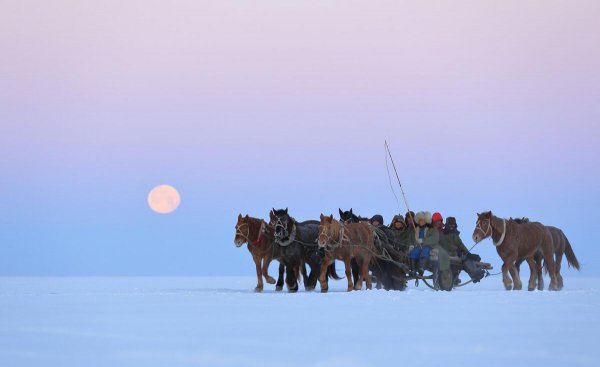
[147,185,181,214]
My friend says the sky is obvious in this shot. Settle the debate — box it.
[0,0,599,276]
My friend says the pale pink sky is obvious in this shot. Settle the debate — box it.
[0,1,598,274]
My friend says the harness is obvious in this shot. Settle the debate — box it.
[474,217,506,247]
[319,222,352,249]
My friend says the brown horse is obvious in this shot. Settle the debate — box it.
[472,211,560,291]
[513,218,580,290]
[317,214,375,292]
[234,214,283,292]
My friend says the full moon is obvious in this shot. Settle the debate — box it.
[147,185,181,214]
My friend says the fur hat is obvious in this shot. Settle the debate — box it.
[445,217,457,227]
[415,211,432,225]
[391,215,405,227]
[405,211,415,222]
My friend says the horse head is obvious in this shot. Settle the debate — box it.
[318,213,339,248]
[234,214,250,247]
[339,208,358,223]
[472,211,493,243]
[269,207,292,241]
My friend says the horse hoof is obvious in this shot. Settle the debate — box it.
[505,285,513,291]
[305,286,315,292]
[266,277,276,284]
[528,287,535,291]
[321,288,328,293]
[275,286,283,292]
[254,287,263,293]
[347,287,353,292]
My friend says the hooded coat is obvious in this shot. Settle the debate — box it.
[439,230,470,257]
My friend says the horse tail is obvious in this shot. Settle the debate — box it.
[563,233,581,270]
[328,262,342,280]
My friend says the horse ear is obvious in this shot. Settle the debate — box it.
[238,213,242,220]
[350,208,353,214]
[339,208,343,217]
[245,214,249,219]
[320,213,325,220]
[329,214,333,221]
[284,207,288,214]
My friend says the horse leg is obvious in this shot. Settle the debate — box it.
[344,258,354,292]
[351,258,360,285]
[262,256,276,284]
[502,262,513,290]
[555,251,564,290]
[304,262,317,292]
[365,256,373,290]
[253,256,264,292]
[525,257,538,291]
[509,262,522,290]
[319,258,331,293]
[541,242,560,291]
[275,263,284,291]
[285,263,299,293]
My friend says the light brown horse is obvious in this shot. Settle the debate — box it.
[234,214,282,292]
[472,211,560,291]
[513,218,580,290]
[317,214,375,292]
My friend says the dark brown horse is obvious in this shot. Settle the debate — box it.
[234,214,284,292]
[472,211,560,291]
[317,214,375,292]
[512,218,580,290]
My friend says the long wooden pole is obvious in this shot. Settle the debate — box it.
[385,140,417,232]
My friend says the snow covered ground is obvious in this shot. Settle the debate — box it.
[0,276,598,367]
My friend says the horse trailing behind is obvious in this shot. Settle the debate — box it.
[234,214,285,292]
[269,208,339,293]
[472,211,560,291]
[317,214,376,292]
[512,218,580,291]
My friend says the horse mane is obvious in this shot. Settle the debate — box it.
[510,217,530,224]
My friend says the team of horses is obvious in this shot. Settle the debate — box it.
[235,208,579,292]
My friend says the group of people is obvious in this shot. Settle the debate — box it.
[367,211,486,284]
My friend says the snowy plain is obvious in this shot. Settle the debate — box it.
[0,276,598,367]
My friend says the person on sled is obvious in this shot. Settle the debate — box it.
[435,215,486,283]
[408,211,439,276]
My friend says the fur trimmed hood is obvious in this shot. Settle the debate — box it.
[415,211,432,225]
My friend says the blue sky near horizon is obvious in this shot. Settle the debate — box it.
[1,0,599,276]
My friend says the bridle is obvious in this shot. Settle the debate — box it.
[235,220,265,246]
[272,215,296,247]
[474,217,506,247]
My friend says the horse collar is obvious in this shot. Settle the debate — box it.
[493,218,507,247]
[277,223,296,247]
[249,221,266,246]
